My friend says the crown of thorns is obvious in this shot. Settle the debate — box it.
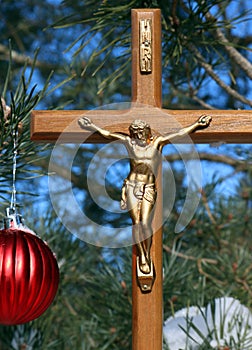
[129,119,151,132]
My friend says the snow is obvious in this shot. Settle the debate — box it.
[163,297,252,349]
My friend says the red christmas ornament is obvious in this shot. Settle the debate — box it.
[0,209,59,325]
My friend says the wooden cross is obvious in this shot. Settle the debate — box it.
[31,9,252,350]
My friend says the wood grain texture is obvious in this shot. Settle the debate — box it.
[131,9,163,350]
[132,164,163,350]
[31,109,252,143]
[131,9,162,107]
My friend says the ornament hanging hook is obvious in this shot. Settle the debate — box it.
[10,124,18,212]
[4,110,23,229]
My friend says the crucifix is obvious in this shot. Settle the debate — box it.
[31,9,252,350]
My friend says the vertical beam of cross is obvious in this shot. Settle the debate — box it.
[131,9,163,350]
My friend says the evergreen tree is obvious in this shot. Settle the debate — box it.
[0,1,251,349]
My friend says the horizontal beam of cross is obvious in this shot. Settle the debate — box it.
[31,108,252,143]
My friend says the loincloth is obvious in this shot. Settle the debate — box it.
[123,179,157,204]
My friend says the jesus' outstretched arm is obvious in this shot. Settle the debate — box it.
[78,116,128,142]
[155,115,212,145]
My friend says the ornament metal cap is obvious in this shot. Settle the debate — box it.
[3,207,24,229]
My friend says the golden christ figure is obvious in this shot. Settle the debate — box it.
[79,115,211,276]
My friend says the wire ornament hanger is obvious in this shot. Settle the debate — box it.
[10,126,18,211]
[4,113,23,228]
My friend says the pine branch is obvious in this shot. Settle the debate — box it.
[191,95,215,110]
[169,85,216,109]
[200,189,217,225]
[163,244,217,265]
[205,12,252,81]
[165,152,251,171]
[187,43,252,107]
[0,44,57,70]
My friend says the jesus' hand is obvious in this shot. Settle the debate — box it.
[78,116,95,130]
[197,115,212,127]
